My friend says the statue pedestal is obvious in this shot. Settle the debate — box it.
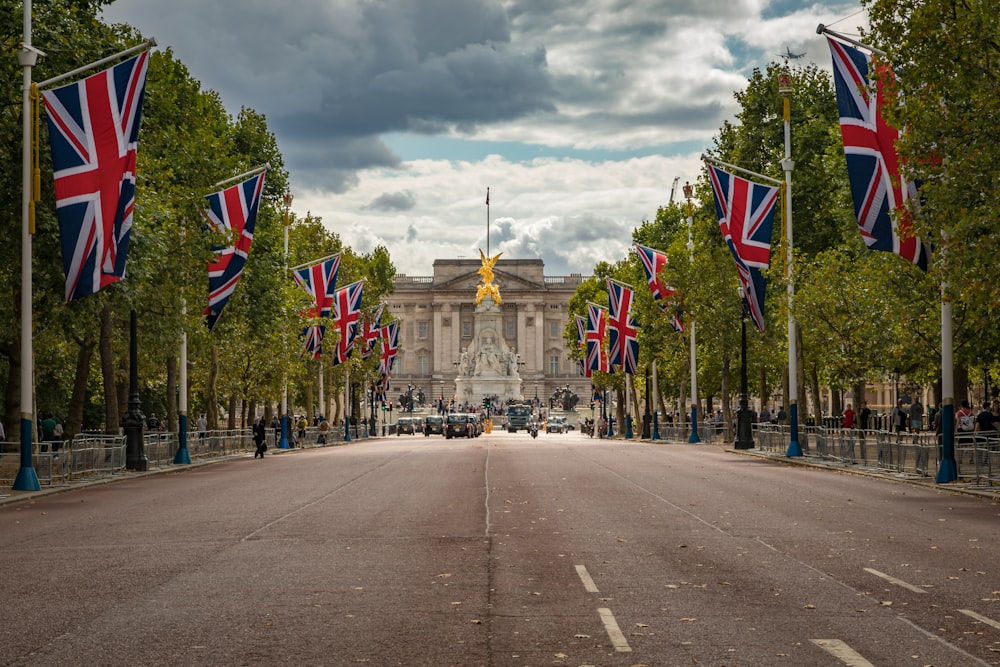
[453,296,523,405]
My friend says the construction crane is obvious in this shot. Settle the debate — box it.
[668,177,680,205]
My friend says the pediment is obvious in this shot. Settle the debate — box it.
[432,268,544,293]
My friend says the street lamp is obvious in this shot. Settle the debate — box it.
[683,181,700,444]
[735,286,754,450]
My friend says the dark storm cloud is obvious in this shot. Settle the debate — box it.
[103,0,555,184]
[362,191,418,213]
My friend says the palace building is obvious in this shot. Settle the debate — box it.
[385,258,590,406]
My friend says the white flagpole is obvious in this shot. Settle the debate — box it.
[173,299,191,464]
[14,1,41,490]
[780,66,803,457]
[37,38,156,90]
[683,183,700,443]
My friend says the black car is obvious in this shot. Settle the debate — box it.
[424,415,444,436]
[396,417,422,435]
[445,413,473,439]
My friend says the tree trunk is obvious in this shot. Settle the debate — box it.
[99,303,120,435]
[758,363,768,413]
[721,355,732,442]
[166,356,177,433]
[2,339,21,443]
[615,386,625,438]
[67,336,94,439]
[304,377,314,423]
[206,345,219,430]
[248,399,257,430]
[227,395,237,429]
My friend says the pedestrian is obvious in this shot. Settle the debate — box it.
[858,401,871,434]
[909,398,924,432]
[318,417,330,444]
[975,401,996,437]
[52,418,64,455]
[197,413,208,441]
[759,405,771,424]
[253,418,267,458]
[892,401,908,438]
[296,415,307,444]
[40,413,57,452]
[956,399,975,435]
[271,415,280,444]
[776,406,786,424]
[146,413,160,431]
[842,403,855,430]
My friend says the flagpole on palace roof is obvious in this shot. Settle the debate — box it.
[486,187,490,256]
[13,0,41,490]
[37,38,157,90]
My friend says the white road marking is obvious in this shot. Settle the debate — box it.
[863,567,928,594]
[597,607,632,652]
[810,639,875,666]
[959,608,1000,631]
[575,565,599,593]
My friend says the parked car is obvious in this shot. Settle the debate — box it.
[546,416,567,433]
[445,413,473,439]
[397,417,422,435]
[423,415,444,436]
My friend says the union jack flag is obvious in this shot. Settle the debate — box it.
[634,244,684,333]
[41,51,150,301]
[293,254,341,319]
[606,280,639,375]
[361,304,384,359]
[575,314,590,377]
[706,162,778,333]
[585,302,609,374]
[202,171,267,331]
[302,324,325,359]
[332,279,364,365]
[378,320,399,384]
[826,36,929,270]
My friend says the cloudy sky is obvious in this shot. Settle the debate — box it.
[101,0,865,276]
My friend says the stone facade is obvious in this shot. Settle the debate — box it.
[386,258,590,406]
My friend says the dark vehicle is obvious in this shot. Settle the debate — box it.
[446,413,473,439]
[506,404,532,432]
[424,415,444,436]
[546,416,567,433]
[396,417,422,435]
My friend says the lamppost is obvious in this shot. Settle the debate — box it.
[683,181,700,444]
[735,287,754,450]
[642,364,652,439]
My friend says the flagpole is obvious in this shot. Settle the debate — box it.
[651,360,661,440]
[486,187,490,256]
[37,38,156,90]
[702,155,783,186]
[683,183,700,443]
[173,299,191,464]
[816,24,887,57]
[279,191,291,448]
[213,163,270,191]
[13,1,41,491]
[780,65,803,457]
[290,252,341,273]
[936,282,957,482]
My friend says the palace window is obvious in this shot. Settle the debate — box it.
[548,355,560,375]
[417,321,428,339]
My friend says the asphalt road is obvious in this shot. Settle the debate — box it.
[3,429,1000,666]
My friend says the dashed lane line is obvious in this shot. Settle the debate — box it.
[810,639,875,666]
[575,564,599,593]
[863,567,928,594]
[597,608,632,652]
[959,608,1000,632]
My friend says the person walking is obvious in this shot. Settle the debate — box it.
[909,398,924,433]
[253,418,267,458]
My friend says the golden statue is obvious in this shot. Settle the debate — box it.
[476,249,502,305]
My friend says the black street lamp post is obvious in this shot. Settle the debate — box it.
[735,287,754,450]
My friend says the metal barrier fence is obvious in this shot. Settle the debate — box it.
[0,433,127,487]
[753,423,1000,486]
